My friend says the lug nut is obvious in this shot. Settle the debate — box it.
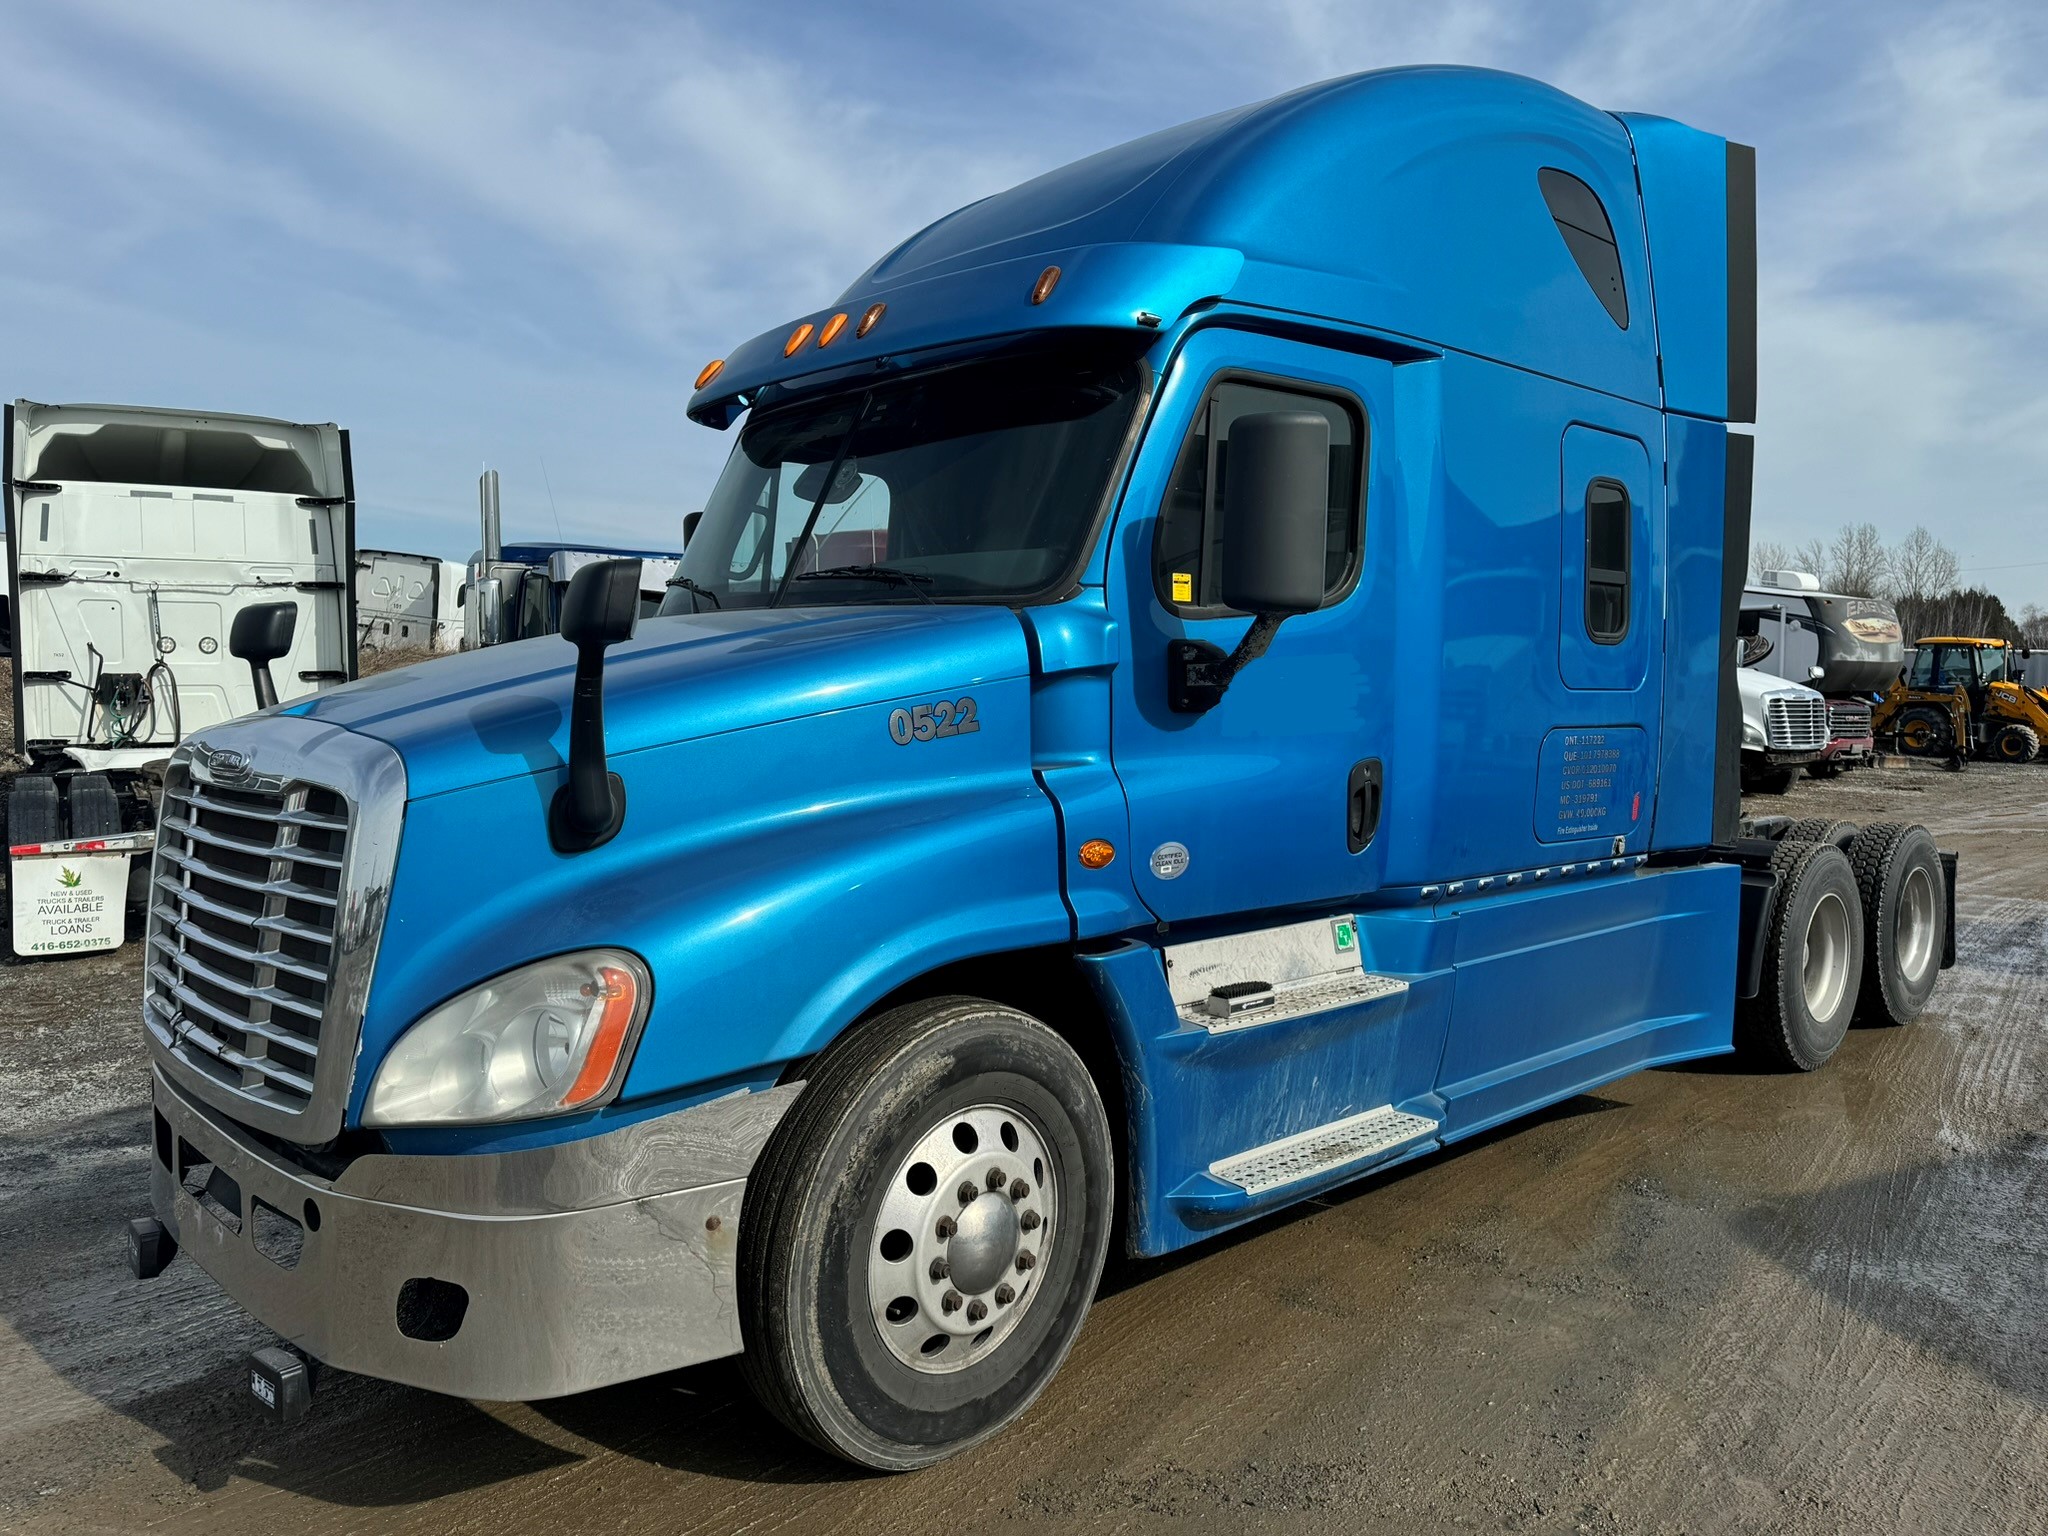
[936,1216,956,1241]
[1009,1178,1029,1200]
[958,1182,980,1205]
[987,1167,1007,1191]
[966,1299,988,1323]
[929,1257,949,1282]
[1019,1210,1042,1231]
[941,1289,963,1314]
[1016,1251,1036,1272]
[994,1283,1016,1306]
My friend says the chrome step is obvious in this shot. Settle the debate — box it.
[1209,1105,1440,1197]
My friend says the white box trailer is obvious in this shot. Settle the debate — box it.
[3,400,357,956]
[356,548,463,653]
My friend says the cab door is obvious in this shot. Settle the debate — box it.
[1106,329,1394,924]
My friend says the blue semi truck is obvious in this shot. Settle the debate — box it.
[130,68,1953,1468]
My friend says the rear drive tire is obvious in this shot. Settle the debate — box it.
[1989,723,2040,764]
[5,775,60,848]
[1778,818,1857,849]
[738,996,1113,1470]
[1847,822,1945,1026]
[1737,840,1865,1072]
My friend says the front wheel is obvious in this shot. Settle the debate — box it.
[738,997,1114,1470]
[1989,723,2041,764]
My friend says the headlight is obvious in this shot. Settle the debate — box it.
[363,949,651,1127]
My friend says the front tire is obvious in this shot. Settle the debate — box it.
[738,997,1113,1470]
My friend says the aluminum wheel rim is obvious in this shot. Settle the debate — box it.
[868,1101,1057,1375]
[1896,864,1938,984]
[1803,890,1852,1021]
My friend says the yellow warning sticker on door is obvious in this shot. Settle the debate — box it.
[1171,572,1193,603]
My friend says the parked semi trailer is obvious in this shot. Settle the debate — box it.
[127,69,1954,1468]
[356,548,465,654]
[3,401,355,956]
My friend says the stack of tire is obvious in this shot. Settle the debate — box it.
[1739,817,1948,1072]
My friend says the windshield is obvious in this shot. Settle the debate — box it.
[662,345,1144,612]
[1982,645,2009,683]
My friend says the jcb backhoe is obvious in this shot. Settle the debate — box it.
[1874,637,2048,763]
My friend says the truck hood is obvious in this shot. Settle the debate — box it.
[284,604,1032,800]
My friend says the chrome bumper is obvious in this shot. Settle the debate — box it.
[148,1066,799,1401]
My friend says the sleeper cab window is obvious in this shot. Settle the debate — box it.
[1539,167,1628,329]
[1584,478,1630,643]
[1153,378,1364,617]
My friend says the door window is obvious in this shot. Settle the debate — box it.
[1583,478,1630,643]
[1152,378,1364,617]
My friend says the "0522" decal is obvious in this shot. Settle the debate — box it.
[888,697,980,745]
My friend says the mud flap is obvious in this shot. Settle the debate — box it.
[1940,849,1959,969]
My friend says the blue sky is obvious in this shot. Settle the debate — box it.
[5,1,2045,607]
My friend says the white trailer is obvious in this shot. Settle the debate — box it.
[3,400,357,956]
[356,548,463,653]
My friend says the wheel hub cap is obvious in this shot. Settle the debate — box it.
[867,1102,1056,1375]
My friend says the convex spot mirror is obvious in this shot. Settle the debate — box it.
[1219,411,1330,617]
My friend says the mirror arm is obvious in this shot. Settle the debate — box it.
[1167,612,1289,714]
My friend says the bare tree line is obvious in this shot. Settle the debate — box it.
[1752,523,2046,647]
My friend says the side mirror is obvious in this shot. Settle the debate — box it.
[1808,664,1826,682]
[228,602,298,710]
[549,559,642,854]
[1218,412,1331,617]
[1170,411,1330,713]
[466,575,503,649]
[682,510,703,547]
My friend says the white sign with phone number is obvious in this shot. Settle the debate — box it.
[10,852,131,955]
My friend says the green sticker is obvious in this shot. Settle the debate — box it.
[1332,919,1356,952]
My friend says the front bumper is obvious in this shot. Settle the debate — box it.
[148,1066,799,1400]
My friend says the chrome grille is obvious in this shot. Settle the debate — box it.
[1765,694,1828,753]
[143,769,351,1118]
[1827,699,1874,739]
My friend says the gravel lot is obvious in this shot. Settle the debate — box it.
[1,713,2042,1534]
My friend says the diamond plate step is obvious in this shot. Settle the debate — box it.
[1174,970,1408,1034]
[1209,1106,1440,1197]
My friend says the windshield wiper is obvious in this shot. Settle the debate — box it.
[666,575,722,610]
[793,564,936,603]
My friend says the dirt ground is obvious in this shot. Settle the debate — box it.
[1,743,2042,1534]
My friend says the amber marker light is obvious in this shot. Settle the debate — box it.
[1031,265,1062,305]
[1079,839,1116,870]
[857,302,887,337]
[784,322,815,356]
[694,358,725,390]
[562,964,642,1109]
[817,312,850,348]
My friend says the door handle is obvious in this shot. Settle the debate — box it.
[1347,758,1382,853]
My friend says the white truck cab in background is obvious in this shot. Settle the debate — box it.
[356,548,464,654]
[3,400,357,956]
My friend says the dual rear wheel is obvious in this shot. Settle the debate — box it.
[1739,821,1945,1071]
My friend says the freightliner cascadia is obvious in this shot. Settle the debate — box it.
[129,67,1953,1468]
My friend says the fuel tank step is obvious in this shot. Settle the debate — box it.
[1163,913,1409,1034]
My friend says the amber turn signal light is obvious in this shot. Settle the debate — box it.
[817,312,850,347]
[784,322,815,357]
[857,302,887,338]
[1078,839,1116,870]
[1030,265,1061,305]
[562,964,642,1108]
[693,358,725,391]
